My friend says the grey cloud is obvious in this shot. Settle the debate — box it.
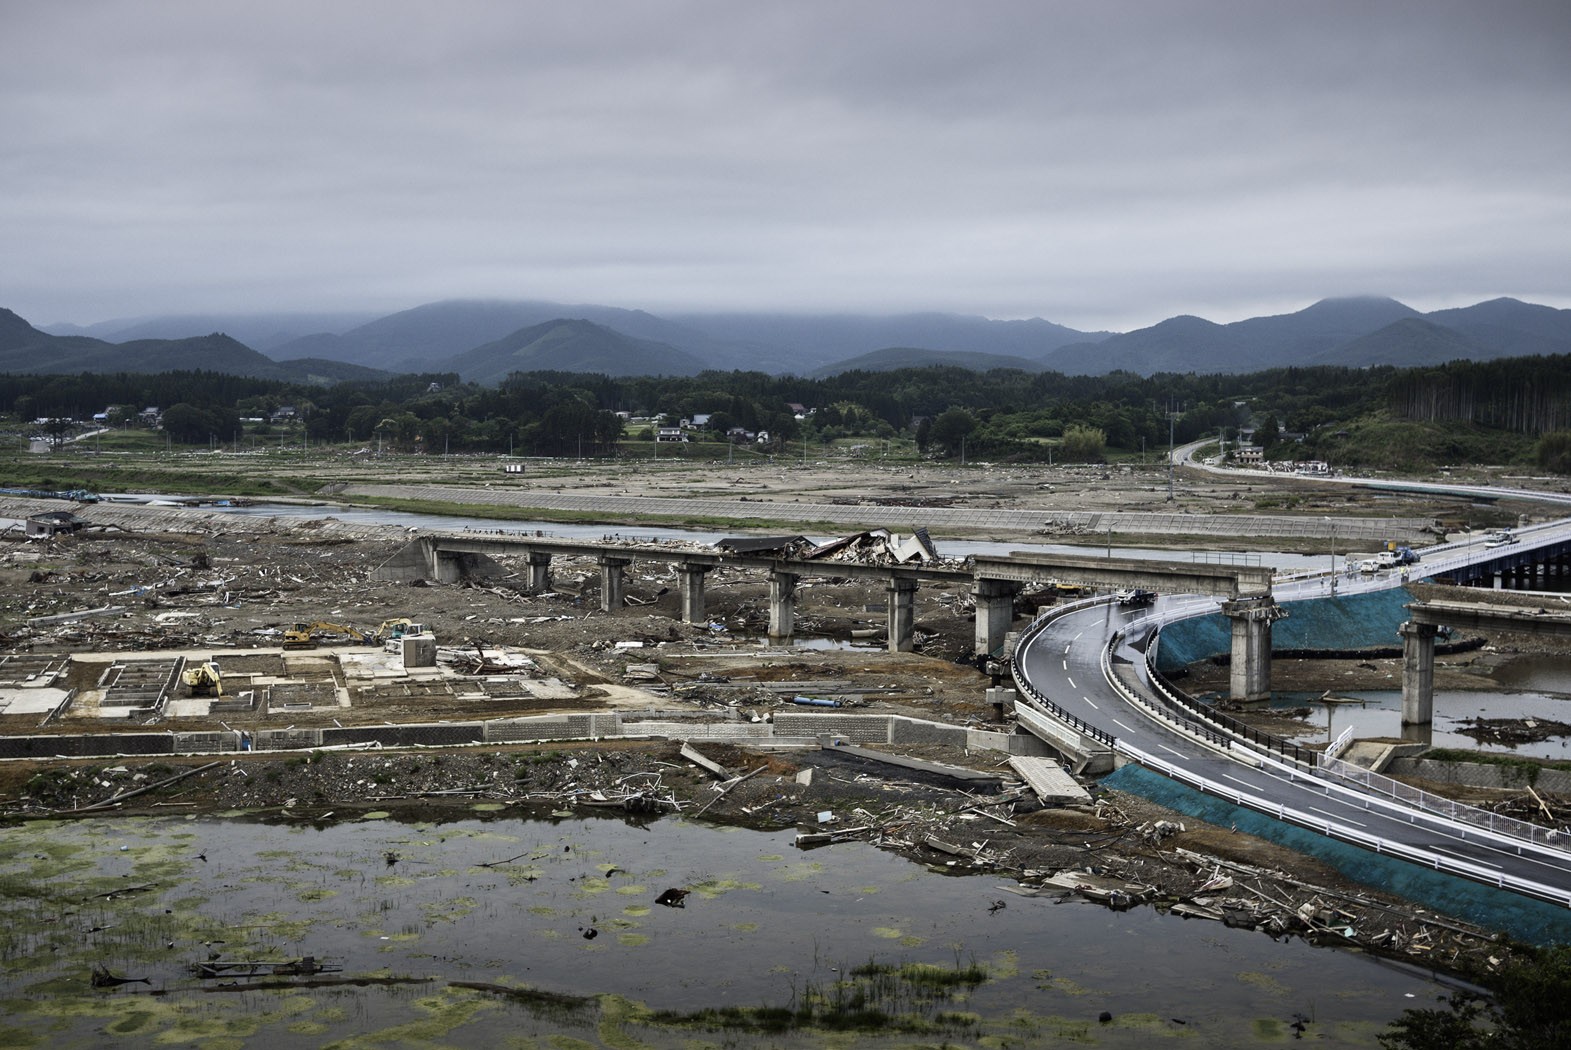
[1,1,1567,332]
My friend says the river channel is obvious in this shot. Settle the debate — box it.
[0,809,1450,1048]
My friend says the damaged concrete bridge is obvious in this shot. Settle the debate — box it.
[374,533,1278,664]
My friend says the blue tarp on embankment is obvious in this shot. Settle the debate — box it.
[1154,587,1419,673]
[1102,764,1571,945]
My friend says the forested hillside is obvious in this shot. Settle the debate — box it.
[5,357,1568,474]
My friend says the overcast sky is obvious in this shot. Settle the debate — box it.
[4,0,1568,332]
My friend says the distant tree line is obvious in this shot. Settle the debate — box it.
[1387,355,1571,435]
[7,357,1568,472]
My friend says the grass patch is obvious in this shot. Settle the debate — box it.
[644,956,987,1036]
[1420,749,1571,783]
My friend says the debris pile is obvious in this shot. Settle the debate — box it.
[803,528,942,565]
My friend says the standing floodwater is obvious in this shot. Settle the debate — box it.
[0,810,1448,1048]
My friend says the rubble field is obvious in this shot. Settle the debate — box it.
[2,457,1570,978]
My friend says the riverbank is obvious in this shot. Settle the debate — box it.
[0,739,1520,983]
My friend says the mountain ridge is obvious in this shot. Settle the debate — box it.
[8,295,1571,381]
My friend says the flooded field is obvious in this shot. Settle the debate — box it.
[1273,686,1571,759]
[0,809,1449,1048]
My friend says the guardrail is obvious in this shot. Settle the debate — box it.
[1150,660,1322,767]
[1009,599,1117,748]
[1118,740,1571,909]
[1142,578,1571,852]
[1123,609,1321,768]
[1099,628,1234,752]
[1324,724,1356,762]
[1318,753,1571,852]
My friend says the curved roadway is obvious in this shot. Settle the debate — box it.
[1017,597,1571,905]
[1016,457,1571,906]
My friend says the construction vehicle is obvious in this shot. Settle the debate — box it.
[183,661,222,696]
[1382,542,1421,565]
[282,621,368,648]
[369,618,430,643]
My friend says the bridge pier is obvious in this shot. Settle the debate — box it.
[886,576,919,653]
[1399,620,1439,725]
[677,562,712,624]
[973,577,1021,658]
[1221,596,1286,701]
[599,555,632,613]
[526,552,553,593]
[768,571,798,644]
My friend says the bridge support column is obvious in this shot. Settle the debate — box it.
[768,571,798,644]
[433,549,464,584]
[886,576,919,653]
[677,562,712,624]
[1221,596,1285,702]
[599,556,632,613]
[526,552,553,593]
[1399,620,1439,726]
[972,578,1021,658]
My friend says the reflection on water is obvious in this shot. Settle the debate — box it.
[1492,653,1571,694]
[0,811,1444,1048]
[1270,688,1571,759]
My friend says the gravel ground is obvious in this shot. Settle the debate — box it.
[2,459,1566,982]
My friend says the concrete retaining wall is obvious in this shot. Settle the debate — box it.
[484,713,623,742]
[0,712,1015,761]
[174,732,242,754]
[0,733,180,759]
[621,721,777,742]
[323,723,485,748]
[1387,757,1571,795]
[255,729,325,751]
[774,713,891,743]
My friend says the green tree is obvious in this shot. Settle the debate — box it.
[161,403,238,445]
[1060,424,1107,463]
[929,408,977,456]
[1254,416,1281,450]
[1381,945,1571,1050]
[1538,431,1571,474]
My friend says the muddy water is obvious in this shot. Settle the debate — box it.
[1,810,1444,1048]
[1272,658,1571,759]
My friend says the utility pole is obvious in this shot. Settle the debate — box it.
[1167,408,1176,501]
[1328,517,1338,594]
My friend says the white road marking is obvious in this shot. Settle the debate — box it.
[1428,845,1504,871]
[1066,676,1076,689]
[1112,719,1133,732]
[1310,806,1365,828]
[1083,697,1098,710]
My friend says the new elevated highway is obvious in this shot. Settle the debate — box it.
[1012,513,1571,916]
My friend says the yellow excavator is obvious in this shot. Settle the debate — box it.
[282,621,368,648]
[183,661,222,696]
